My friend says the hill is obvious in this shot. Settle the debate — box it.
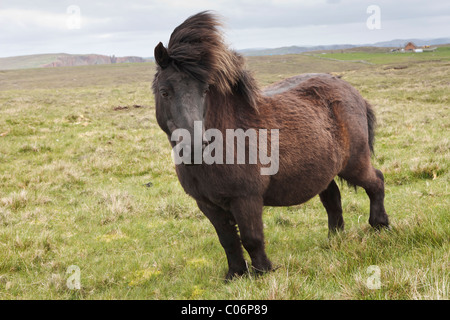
[2,38,449,70]
[0,53,147,70]
[372,37,450,47]
[240,44,356,56]
[239,37,450,56]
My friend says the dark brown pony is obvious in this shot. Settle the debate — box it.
[152,11,389,280]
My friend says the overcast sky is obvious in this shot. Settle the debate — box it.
[1,0,449,58]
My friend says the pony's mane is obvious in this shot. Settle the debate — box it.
[165,11,261,109]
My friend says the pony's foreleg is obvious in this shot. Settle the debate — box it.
[196,201,248,280]
[229,197,273,275]
[319,180,344,234]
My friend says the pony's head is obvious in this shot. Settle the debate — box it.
[152,11,260,157]
[153,41,210,145]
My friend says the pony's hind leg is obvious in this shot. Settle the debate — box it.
[365,168,390,229]
[319,180,344,233]
[340,158,389,229]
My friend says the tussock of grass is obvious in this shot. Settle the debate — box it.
[155,196,203,220]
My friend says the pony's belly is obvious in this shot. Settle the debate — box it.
[262,173,332,206]
[263,187,318,206]
[175,164,268,207]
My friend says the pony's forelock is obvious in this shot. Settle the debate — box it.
[161,11,261,110]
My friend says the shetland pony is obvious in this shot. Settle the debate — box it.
[152,12,389,279]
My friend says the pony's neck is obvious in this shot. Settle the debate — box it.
[205,86,261,130]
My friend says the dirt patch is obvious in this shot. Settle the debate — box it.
[113,105,151,111]
[384,65,408,70]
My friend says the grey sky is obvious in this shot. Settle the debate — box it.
[1,0,449,58]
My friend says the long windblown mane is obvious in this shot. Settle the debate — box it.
[163,11,261,109]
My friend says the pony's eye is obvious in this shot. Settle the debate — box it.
[203,86,210,94]
[160,90,169,98]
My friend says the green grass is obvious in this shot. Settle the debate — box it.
[309,46,450,65]
[0,49,449,299]
[246,53,367,87]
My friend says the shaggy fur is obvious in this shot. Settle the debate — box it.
[152,11,389,280]
[154,11,261,110]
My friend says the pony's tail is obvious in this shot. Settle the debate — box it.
[337,101,377,191]
[366,101,376,156]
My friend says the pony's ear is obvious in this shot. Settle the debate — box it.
[154,42,170,69]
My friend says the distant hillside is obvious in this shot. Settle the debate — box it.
[0,53,147,70]
[2,37,449,69]
[372,37,450,47]
[239,37,450,56]
[240,44,356,56]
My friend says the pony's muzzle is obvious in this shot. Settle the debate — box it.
[170,121,208,165]
[178,139,208,166]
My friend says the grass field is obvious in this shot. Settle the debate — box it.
[309,46,450,65]
[0,48,449,299]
